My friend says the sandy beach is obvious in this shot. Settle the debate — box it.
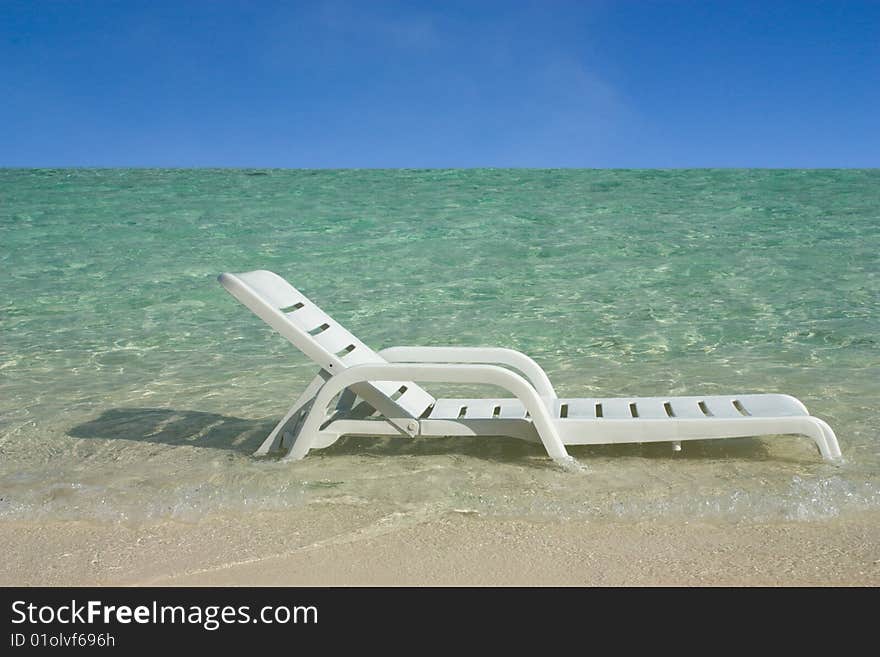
[3,507,878,586]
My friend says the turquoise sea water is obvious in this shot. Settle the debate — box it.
[1,169,878,525]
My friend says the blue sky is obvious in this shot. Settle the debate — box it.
[2,1,878,167]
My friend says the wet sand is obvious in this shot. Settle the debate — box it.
[2,507,878,586]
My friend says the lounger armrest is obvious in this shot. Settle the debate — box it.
[299,362,569,462]
[378,346,557,399]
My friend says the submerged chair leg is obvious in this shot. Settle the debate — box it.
[531,417,572,466]
[804,417,842,460]
[254,374,327,456]
[282,394,334,461]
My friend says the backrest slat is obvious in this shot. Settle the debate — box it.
[285,305,328,332]
[219,270,436,419]
[313,325,358,355]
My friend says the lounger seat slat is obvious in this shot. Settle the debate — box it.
[499,399,527,419]
[702,396,746,418]
[462,399,501,419]
[598,398,636,419]
[667,398,708,418]
[631,398,671,419]
[426,399,526,420]
[560,399,599,418]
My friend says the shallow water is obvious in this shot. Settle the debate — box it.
[1,169,878,525]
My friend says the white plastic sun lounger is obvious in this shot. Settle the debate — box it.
[218,270,841,465]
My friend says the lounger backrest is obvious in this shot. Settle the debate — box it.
[218,270,436,420]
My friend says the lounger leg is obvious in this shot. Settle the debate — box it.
[284,428,316,461]
[281,394,327,461]
[254,374,327,456]
[804,417,842,461]
[535,419,574,467]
